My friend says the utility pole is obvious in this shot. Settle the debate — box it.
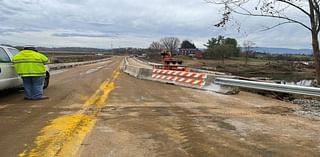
[111,44,113,55]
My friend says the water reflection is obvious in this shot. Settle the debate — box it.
[280,80,313,87]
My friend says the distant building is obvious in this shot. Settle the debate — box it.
[178,48,204,59]
[194,50,204,59]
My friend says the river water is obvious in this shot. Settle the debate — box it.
[268,73,315,87]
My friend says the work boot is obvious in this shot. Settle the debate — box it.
[33,96,49,100]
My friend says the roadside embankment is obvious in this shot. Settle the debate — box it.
[48,57,113,70]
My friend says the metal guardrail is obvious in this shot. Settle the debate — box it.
[48,58,112,70]
[133,57,320,96]
[215,78,320,97]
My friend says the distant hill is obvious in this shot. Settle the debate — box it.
[36,47,110,53]
[250,47,312,55]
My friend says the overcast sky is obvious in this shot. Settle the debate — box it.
[0,0,312,49]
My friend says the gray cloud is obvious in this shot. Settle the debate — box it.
[0,0,312,48]
[52,32,119,38]
[0,27,43,34]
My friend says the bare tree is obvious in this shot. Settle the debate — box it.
[243,40,255,65]
[160,37,180,52]
[149,41,164,50]
[207,0,320,85]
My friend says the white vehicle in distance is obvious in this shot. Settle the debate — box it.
[0,45,50,90]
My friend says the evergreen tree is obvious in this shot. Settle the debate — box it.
[180,40,196,49]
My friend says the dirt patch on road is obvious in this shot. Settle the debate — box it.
[258,106,295,115]
[92,106,277,156]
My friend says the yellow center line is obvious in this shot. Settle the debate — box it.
[19,68,121,157]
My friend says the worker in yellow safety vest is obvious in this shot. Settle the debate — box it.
[13,47,49,100]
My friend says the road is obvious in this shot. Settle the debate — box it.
[0,57,319,157]
[127,57,152,69]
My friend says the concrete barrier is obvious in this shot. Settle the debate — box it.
[138,68,153,80]
[48,58,112,70]
[123,64,154,80]
[122,57,239,95]
[151,69,206,88]
[123,65,141,78]
[204,80,240,94]
[133,57,148,65]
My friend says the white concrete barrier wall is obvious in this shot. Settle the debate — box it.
[123,65,141,78]
[122,58,239,94]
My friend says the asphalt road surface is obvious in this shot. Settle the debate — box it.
[0,57,319,157]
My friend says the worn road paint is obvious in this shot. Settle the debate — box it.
[19,68,121,157]
[80,66,104,76]
[50,69,69,75]
[96,70,120,107]
[19,114,96,157]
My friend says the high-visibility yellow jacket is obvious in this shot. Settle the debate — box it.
[12,50,49,77]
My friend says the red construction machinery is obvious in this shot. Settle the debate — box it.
[153,50,189,71]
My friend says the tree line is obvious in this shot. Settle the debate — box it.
[203,35,240,64]
[149,36,240,63]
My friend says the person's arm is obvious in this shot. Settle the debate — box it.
[38,52,49,64]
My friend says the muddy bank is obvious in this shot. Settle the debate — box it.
[143,55,316,82]
[46,54,111,63]
[193,61,316,82]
